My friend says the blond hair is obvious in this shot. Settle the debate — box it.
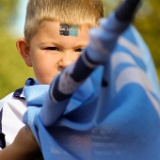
[24,0,104,42]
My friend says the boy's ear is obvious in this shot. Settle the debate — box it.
[16,38,32,67]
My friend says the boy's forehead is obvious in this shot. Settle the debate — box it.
[59,24,78,37]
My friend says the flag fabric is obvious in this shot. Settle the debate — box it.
[23,24,160,160]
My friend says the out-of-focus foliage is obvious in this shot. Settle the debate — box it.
[0,0,34,98]
[0,0,159,98]
[0,31,34,98]
[134,0,160,77]
[103,0,160,80]
[0,0,18,29]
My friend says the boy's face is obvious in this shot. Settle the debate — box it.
[28,21,89,84]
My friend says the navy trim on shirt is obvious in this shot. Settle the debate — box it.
[0,109,6,149]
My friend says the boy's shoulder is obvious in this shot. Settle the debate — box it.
[0,77,37,110]
[0,90,26,111]
[1,87,24,103]
[0,89,26,147]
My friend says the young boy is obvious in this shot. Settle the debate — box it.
[2,0,160,159]
[0,0,104,148]
[0,0,136,158]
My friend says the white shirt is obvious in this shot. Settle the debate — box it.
[0,92,27,146]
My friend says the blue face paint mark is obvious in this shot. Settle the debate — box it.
[60,24,78,36]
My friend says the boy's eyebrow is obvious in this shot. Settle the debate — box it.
[39,41,88,49]
[59,24,78,37]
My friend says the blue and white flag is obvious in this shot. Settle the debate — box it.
[23,24,160,160]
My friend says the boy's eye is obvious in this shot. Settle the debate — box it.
[45,47,59,51]
[75,48,83,52]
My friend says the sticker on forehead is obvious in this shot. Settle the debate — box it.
[60,24,78,36]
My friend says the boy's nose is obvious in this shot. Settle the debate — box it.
[59,52,77,69]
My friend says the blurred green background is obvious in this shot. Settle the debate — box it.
[0,0,160,99]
